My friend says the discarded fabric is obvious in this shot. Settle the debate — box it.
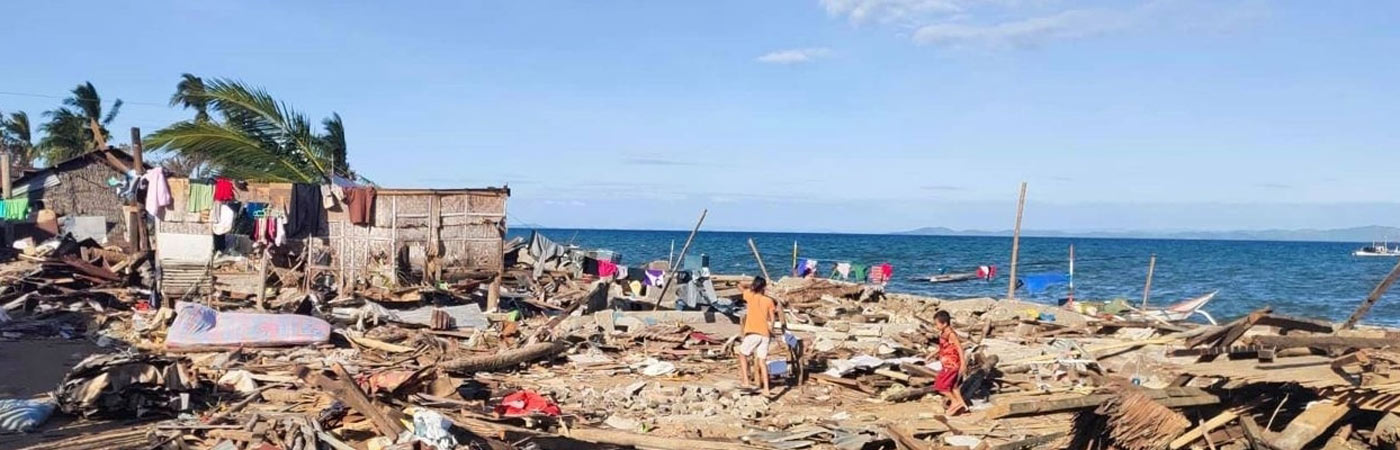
[0,398,55,433]
[495,390,561,417]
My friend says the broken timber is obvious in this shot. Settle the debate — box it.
[984,386,1218,419]
[1250,335,1400,350]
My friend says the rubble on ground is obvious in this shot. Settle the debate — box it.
[2,229,1400,450]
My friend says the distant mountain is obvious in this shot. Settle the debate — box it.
[896,225,1400,243]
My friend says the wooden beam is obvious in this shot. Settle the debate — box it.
[1142,254,1156,309]
[1272,401,1350,450]
[985,387,1219,419]
[1342,257,1400,330]
[653,209,707,310]
[296,363,407,437]
[1256,314,1334,334]
[1169,409,1239,449]
[988,432,1068,450]
[1006,182,1027,300]
[1252,335,1400,350]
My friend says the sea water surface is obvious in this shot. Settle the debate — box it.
[509,228,1400,326]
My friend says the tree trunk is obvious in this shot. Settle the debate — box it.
[441,341,569,373]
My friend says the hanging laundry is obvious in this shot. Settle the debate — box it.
[615,265,628,280]
[797,259,819,277]
[244,202,268,219]
[582,257,600,276]
[5,198,28,221]
[142,168,172,220]
[274,216,286,246]
[212,203,236,235]
[286,184,325,239]
[645,269,665,287]
[832,262,852,280]
[598,260,618,278]
[627,267,648,282]
[187,181,214,212]
[213,178,236,202]
[320,185,336,209]
[850,264,868,283]
[344,186,376,225]
[793,258,808,276]
[977,265,997,280]
[869,263,893,283]
[164,177,188,221]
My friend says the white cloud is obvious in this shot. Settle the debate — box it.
[756,47,833,64]
[912,9,1129,48]
[820,0,965,24]
[819,0,1262,49]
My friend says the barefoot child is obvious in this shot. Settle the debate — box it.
[737,277,781,396]
[930,310,969,415]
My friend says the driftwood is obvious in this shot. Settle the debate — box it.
[441,341,569,373]
[1251,335,1400,350]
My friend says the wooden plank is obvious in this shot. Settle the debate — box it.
[1271,401,1350,450]
[1187,307,1272,349]
[1252,335,1400,350]
[1256,314,1334,334]
[1239,414,1274,450]
[296,363,407,437]
[1200,308,1272,361]
[988,432,1067,450]
[985,387,1218,419]
[1169,409,1239,449]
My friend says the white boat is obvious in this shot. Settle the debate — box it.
[1353,242,1400,257]
[1135,291,1219,325]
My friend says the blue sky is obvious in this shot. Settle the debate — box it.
[3,1,1399,233]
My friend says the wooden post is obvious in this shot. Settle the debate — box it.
[1067,244,1075,304]
[487,220,504,312]
[2,151,11,246]
[255,250,269,310]
[130,128,149,253]
[791,241,798,275]
[1142,254,1157,309]
[1006,182,1027,300]
[1341,257,1400,330]
[652,209,707,310]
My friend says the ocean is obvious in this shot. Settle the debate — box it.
[509,228,1400,326]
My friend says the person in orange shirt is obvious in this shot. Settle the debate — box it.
[737,276,782,396]
[928,310,969,415]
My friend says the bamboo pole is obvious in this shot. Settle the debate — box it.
[653,209,707,310]
[1142,254,1157,309]
[1341,257,1400,330]
[1006,182,1027,300]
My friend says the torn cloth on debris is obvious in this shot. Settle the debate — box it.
[0,398,55,433]
[495,390,561,417]
[167,301,331,348]
[143,167,172,220]
[527,231,570,277]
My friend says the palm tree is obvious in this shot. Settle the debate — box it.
[1,111,37,170]
[146,77,346,183]
[38,82,123,163]
[170,73,210,123]
[319,113,349,177]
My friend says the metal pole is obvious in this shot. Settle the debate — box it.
[652,209,707,310]
[1141,254,1157,309]
[1006,182,1027,300]
[792,241,798,275]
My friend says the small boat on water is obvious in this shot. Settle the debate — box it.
[914,265,996,284]
[1353,242,1400,257]
[920,271,980,283]
[1133,291,1219,325]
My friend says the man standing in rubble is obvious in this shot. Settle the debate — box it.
[737,276,782,396]
[930,310,969,415]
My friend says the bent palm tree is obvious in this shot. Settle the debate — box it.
[38,82,123,163]
[1,111,38,170]
[147,78,341,183]
[170,73,211,123]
